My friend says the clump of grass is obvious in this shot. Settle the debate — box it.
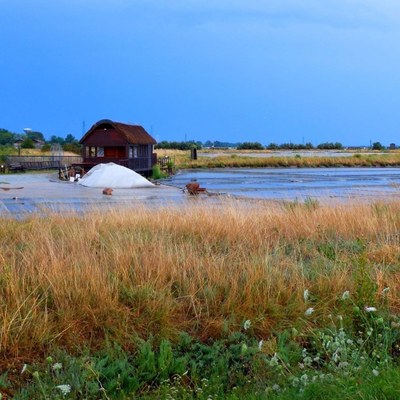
[151,164,167,179]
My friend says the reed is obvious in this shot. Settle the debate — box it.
[158,149,400,169]
[1,200,400,366]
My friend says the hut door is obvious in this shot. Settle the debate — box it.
[105,148,117,158]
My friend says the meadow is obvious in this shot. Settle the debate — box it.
[1,199,400,398]
[159,149,400,169]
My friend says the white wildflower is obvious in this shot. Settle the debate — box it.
[258,340,263,350]
[272,384,281,391]
[269,353,279,367]
[305,307,314,316]
[303,356,313,366]
[341,290,350,300]
[365,306,377,312]
[300,374,309,384]
[21,364,27,374]
[52,363,63,371]
[56,384,71,396]
[372,369,379,377]
[304,289,309,302]
[243,320,251,330]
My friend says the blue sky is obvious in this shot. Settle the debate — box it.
[1,0,400,145]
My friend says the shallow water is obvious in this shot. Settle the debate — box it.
[1,168,400,217]
[164,167,400,201]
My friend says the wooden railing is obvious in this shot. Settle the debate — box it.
[4,155,83,169]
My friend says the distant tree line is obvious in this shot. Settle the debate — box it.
[0,128,81,154]
[155,140,203,150]
[237,142,264,150]
[154,140,345,150]
[0,126,392,154]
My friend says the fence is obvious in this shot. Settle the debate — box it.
[2,155,83,170]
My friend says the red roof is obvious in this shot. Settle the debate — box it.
[79,119,157,145]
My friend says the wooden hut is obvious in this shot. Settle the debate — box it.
[78,119,157,175]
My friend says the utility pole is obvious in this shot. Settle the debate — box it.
[82,120,86,136]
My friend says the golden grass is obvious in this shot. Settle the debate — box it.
[157,149,400,169]
[1,201,400,364]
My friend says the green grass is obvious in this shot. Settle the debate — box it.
[10,313,400,399]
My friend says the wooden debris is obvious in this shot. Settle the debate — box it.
[185,182,207,195]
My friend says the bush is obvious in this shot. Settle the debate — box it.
[372,142,384,150]
[237,142,264,150]
[151,164,165,179]
[21,138,35,149]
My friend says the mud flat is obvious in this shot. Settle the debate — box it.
[0,173,186,216]
[165,167,400,201]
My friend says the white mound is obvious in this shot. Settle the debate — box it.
[78,163,154,188]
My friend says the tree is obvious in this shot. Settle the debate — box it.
[0,129,15,146]
[155,141,202,150]
[372,142,384,150]
[27,131,45,142]
[64,134,77,144]
[50,135,65,145]
[317,142,343,150]
[21,138,35,149]
[237,142,264,150]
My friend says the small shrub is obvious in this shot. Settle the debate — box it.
[151,164,165,179]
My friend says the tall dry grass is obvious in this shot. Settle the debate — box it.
[1,201,400,365]
[158,149,400,168]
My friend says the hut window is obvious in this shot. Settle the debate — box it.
[129,146,133,158]
[97,147,104,157]
[89,147,96,157]
[134,147,138,158]
[138,145,148,157]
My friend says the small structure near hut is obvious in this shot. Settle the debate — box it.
[77,119,157,176]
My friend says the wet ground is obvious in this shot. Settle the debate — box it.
[0,173,187,217]
[164,167,400,201]
[1,168,400,216]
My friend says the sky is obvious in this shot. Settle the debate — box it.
[1,0,400,146]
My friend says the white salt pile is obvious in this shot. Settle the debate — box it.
[78,163,154,188]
